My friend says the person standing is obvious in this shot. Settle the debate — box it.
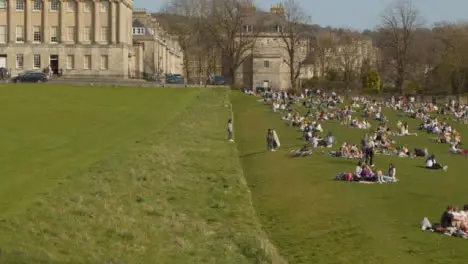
[227,119,233,142]
[267,129,275,151]
[365,137,375,167]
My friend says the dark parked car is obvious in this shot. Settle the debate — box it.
[12,72,48,83]
[166,74,184,84]
[0,67,10,80]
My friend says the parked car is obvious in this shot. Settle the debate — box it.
[12,72,49,83]
[166,74,184,84]
[0,67,10,80]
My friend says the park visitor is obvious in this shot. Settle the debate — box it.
[267,129,275,151]
[226,119,233,142]
[425,154,448,171]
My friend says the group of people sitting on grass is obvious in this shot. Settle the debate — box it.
[421,205,468,238]
[335,162,397,183]
[391,121,418,136]
[439,100,468,123]
[419,118,463,146]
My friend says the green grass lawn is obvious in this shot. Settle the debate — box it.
[0,85,283,264]
[233,92,468,264]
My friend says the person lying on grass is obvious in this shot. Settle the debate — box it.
[449,143,468,155]
[351,118,371,129]
[425,154,448,171]
[291,144,313,157]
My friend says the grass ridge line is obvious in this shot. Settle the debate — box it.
[229,90,288,264]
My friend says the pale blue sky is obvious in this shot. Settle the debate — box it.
[134,0,468,30]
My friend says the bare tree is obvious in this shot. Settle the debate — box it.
[203,0,260,85]
[161,0,208,81]
[278,0,311,90]
[378,0,423,93]
[304,30,339,79]
[436,23,468,95]
[334,31,363,91]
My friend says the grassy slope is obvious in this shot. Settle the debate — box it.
[0,86,284,264]
[0,85,198,215]
[233,92,468,264]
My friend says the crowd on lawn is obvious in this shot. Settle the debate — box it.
[233,88,467,238]
[233,88,468,239]
[238,88,457,181]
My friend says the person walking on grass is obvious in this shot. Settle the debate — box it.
[227,119,233,142]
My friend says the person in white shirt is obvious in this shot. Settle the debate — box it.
[311,135,318,148]
[354,161,363,177]
[425,154,448,171]
[315,123,323,133]
[450,143,459,154]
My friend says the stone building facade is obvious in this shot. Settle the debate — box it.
[230,3,310,91]
[0,0,134,77]
[132,9,183,80]
[302,36,377,79]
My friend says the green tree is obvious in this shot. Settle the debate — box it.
[326,69,339,82]
[364,68,381,92]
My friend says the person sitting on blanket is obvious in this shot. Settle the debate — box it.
[425,154,448,171]
[360,163,376,181]
[376,163,397,183]
[459,205,468,231]
[350,144,363,158]
[453,129,462,144]
[440,206,456,231]
[437,131,451,144]
[325,132,335,148]
[339,142,350,157]
[313,122,323,133]
[374,111,385,121]
[354,161,363,179]
[398,145,411,157]
[450,205,468,232]
[310,134,319,148]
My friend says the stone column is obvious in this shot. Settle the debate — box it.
[110,0,116,44]
[117,1,123,43]
[76,0,82,43]
[93,0,99,43]
[59,0,66,42]
[42,0,49,43]
[25,0,32,42]
[8,0,15,42]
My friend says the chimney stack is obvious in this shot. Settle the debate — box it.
[270,3,285,16]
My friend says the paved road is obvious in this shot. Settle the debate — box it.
[1,79,229,88]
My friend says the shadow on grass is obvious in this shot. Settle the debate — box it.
[240,150,267,158]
